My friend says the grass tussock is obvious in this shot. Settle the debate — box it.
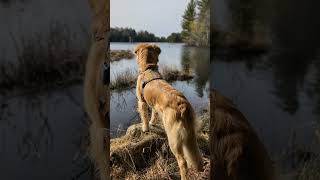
[297,156,320,180]
[296,129,320,180]
[110,66,194,91]
[0,22,89,92]
[110,70,137,90]
[111,111,210,179]
[160,66,194,81]
[111,50,134,62]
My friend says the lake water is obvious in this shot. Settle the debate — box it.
[212,0,320,173]
[0,0,93,179]
[110,43,210,137]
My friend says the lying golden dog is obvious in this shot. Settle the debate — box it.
[210,90,276,180]
[134,43,203,180]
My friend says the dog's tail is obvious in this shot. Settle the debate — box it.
[178,102,203,171]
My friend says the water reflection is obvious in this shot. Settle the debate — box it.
[181,46,210,97]
[212,0,320,173]
[0,85,93,179]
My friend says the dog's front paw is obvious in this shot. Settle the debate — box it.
[142,125,149,132]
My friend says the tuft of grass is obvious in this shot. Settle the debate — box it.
[297,156,320,180]
[160,66,193,82]
[0,21,89,92]
[110,66,194,91]
[110,70,137,91]
[111,50,134,62]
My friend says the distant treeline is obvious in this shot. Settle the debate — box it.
[110,27,182,43]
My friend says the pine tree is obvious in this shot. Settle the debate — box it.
[181,0,197,42]
[197,0,210,46]
[197,0,209,20]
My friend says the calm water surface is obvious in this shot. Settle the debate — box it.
[212,0,320,172]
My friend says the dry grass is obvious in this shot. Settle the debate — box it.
[110,111,210,179]
[110,69,137,91]
[160,66,193,82]
[111,50,134,62]
[296,128,320,180]
[297,156,320,180]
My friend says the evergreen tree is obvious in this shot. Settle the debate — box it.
[181,0,197,42]
[180,0,210,46]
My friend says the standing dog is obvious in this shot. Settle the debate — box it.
[210,90,276,180]
[134,43,203,180]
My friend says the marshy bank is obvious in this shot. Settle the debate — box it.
[110,111,210,180]
[110,66,194,91]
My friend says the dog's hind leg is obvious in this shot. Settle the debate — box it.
[183,132,203,171]
[137,100,150,132]
[163,110,189,180]
[168,132,188,180]
[149,109,159,125]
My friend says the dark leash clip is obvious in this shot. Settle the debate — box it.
[102,62,110,85]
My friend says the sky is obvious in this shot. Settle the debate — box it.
[111,0,189,37]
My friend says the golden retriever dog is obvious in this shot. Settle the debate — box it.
[134,43,203,180]
[83,0,109,179]
[210,90,276,180]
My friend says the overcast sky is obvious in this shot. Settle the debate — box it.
[111,0,189,37]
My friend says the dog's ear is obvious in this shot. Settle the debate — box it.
[152,45,161,55]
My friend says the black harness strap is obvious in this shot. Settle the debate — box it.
[140,68,163,102]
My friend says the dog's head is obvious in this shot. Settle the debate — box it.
[134,43,161,72]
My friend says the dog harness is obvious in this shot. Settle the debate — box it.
[140,67,163,102]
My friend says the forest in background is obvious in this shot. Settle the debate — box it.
[110,27,182,43]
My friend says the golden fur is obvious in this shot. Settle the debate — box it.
[134,43,203,180]
[83,0,109,179]
[210,90,276,180]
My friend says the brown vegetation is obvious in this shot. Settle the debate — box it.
[110,50,134,62]
[110,112,210,179]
